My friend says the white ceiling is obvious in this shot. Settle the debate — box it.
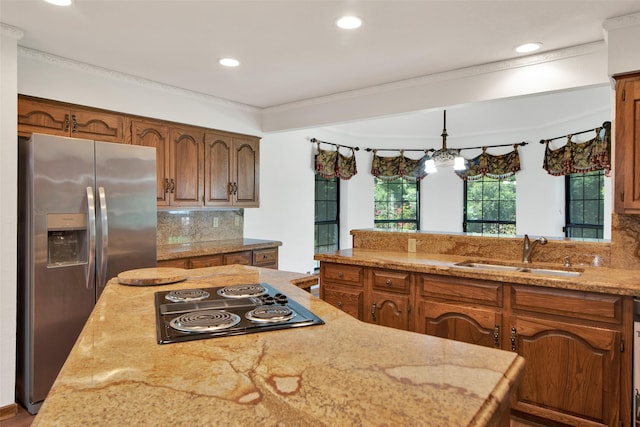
[2,0,639,111]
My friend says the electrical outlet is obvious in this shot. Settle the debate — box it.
[213,217,219,227]
[408,238,417,252]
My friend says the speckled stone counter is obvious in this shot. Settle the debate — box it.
[32,265,524,427]
[157,238,282,261]
[315,248,640,296]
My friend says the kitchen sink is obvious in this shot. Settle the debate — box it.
[454,261,583,277]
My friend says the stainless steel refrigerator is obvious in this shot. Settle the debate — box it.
[17,133,157,414]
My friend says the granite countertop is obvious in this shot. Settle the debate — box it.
[158,238,282,261]
[315,248,640,296]
[33,265,524,427]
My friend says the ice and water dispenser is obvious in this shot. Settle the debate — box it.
[47,213,87,266]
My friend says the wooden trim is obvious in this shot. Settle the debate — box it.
[0,403,18,421]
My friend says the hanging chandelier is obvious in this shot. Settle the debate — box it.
[422,110,466,173]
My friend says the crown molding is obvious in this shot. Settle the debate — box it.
[17,46,259,114]
[264,41,606,114]
[602,11,640,31]
[1,23,24,40]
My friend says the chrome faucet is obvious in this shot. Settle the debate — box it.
[522,234,547,263]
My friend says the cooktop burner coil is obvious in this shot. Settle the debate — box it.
[169,310,241,333]
[245,305,295,323]
[165,288,210,302]
[217,284,267,298]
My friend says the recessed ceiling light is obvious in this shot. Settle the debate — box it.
[515,42,542,53]
[219,58,240,67]
[337,16,362,30]
[44,0,72,5]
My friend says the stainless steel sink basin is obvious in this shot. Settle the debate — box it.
[454,261,582,277]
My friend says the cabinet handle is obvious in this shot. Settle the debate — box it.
[494,324,500,348]
[164,178,170,194]
[371,303,377,321]
[337,272,343,278]
[232,182,238,195]
[71,114,77,133]
[337,301,343,309]
[510,327,517,352]
[170,178,175,193]
[385,279,392,286]
[64,114,70,132]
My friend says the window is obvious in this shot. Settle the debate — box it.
[464,176,516,236]
[314,175,339,268]
[374,178,420,230]
[565,170,604,239]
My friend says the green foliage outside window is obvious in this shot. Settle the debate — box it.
[374,178,419,231]
[566,171,604,239]
[464,176,516,236]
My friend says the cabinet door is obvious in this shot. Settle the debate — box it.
[510,315,621,426]
[417,300,502,349]
[368,291,411,331]
[323,285,363,320]
[615,73,640,213]
[233,137,259,207]
[252,248,278,269]
[203,132,233,206]
[157,259,189,269]
[70,109,124,143]
[223,251,252,266]
[18,98,70,137]
[131,120,171,206]
[190,254,224,269]
[170,127,204,207]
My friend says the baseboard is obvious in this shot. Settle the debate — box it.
[0,403,18,421]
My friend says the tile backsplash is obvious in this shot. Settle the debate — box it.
[157,209,243,245]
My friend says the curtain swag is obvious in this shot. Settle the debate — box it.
[370,150,428,181]
[542,127,611,177]
[314,144,358,180]
[455,146,521,181]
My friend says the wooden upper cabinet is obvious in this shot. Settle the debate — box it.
[130,119,170,206]
[18,96,124,143]
[204,132,233,206]
[204,132,260,207]
[614,73,640,213]
[170,127,204,207]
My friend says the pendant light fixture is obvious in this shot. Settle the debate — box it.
[421,110,466,173]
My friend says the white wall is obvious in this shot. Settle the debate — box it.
[0,24,21,410]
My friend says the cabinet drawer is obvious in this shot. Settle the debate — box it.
[190,254,223,269]
[323,287,363,320]
[322,263,363,286]
[253,248,278,266]
[511,285,622,324]
[223,250,252,266]
[157,258,189,269]
[420,274,502,307]
[371,269,411,294]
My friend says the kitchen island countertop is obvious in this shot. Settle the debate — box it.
[32,265,524,427]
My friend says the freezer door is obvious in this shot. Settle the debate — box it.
[17,134,97,412]
[95,141,157,297]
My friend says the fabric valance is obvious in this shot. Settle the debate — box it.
[314,145,358,180]
[542,127,611,176]
[370,150,428,181]
[455,146,521,181]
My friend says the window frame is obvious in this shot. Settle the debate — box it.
[314,175,340,267]
[463,175,516,236]
[564,170,605,239]
[373,177,420,231]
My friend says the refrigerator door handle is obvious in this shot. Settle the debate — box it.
[86,186,96,290]
[97,187,109,290]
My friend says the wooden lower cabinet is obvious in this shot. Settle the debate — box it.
[320,263,364,320]
[318,262,632,426]
[510,314,620,426]
[158,247,278,269]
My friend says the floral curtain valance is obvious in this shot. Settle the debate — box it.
[314,145,358,180]
[370,150,428,181]
[455,146,521,181]
[542,126,611,176]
